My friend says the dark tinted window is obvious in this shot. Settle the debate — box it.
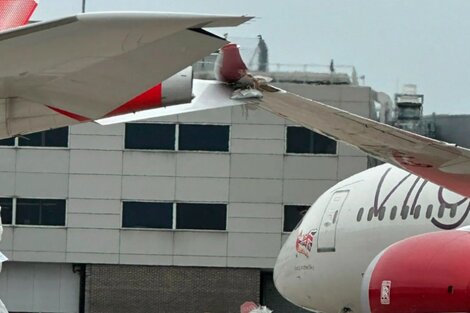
[125,123,175,150]
[286,126,336,154]
[176,203,226,230]
[179,124,229,152]
[390,206,397,220]
[414,205,421,219]
[122,201,173,229]
[378,206,385,221]
[367,207,374,221]
[19,127,68,147]
[16,199,66,226]
[0,137,14,146]
[401,205,409,220]
[356,207,364,222]
[0,198,13,225]
[284,205,309,232]
[426,205,433,219]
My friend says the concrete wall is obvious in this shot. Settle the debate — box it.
[424,114,470,148]
[0,262,79,312]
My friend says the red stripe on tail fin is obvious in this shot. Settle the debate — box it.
[104,83,163,118]
[47,106,90,122]
[0,0,38,31]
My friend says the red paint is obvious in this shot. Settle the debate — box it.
[367,231,470,313]
[105,83,162,117]
[47,106,90,122]
[240,301,257,313]
[392,150,470,198]
[0,0,38,31]
[215,43,248,83]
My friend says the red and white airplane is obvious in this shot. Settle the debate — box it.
[0,0,251,138]
[0,1,250,312]
[2,2,470,313]
[214,47,470,313]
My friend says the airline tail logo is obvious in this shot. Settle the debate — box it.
[295,229,317,257]
[0,0,38,31]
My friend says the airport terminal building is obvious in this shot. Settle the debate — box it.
[0,76,375,312]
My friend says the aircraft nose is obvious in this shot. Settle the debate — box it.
[273,233,299,304]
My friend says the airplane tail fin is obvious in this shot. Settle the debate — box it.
[0,0,38,31]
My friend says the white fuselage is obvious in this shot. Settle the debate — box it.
[273,163,470,313]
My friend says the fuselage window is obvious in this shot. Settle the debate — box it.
[401,205,409,220]
[367,207,374,221]
[390,206,397,220]
[413,205,421,219]
[449,204,457,218]
[438,203,445,218]
[426,204,433,219]
[378,206,385,221]
[356,207,364,222]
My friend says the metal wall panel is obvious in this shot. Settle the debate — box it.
[0,262,79,313]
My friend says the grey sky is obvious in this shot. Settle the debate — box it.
[32,0,470,114]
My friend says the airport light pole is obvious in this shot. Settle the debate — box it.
[82,0,86,13]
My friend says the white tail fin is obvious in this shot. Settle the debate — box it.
[0,0,38,31]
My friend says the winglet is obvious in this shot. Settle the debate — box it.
[0,0,38,31]
[215,43,249,83]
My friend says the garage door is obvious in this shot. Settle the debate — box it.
[0,262,79,313]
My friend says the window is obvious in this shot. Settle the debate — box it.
[378,206,385,221]
[413,205,421,219]
[426,204,433,219]
[367,207,374,221]
[179,124,229,152]
[356,207,364,222]
[176,203,226,230]
[401,205,409,220]
[286,126,336,154]
[122,201,173,229]
[284,205,309,231]
[0,198,13,225]
[16,199,66,226]
[125,123,175,150]
[0,128,68,148]
[19,127,68,147]
[390,206,397,220]
[0,137,14,146]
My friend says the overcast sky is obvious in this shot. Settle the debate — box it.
[32,0,470,114]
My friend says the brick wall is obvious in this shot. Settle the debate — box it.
[86,264,260,313]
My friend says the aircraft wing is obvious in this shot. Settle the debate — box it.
[0,12,250,137]
[259,89,470,198]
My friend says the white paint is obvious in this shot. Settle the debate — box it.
[274,164,470,313]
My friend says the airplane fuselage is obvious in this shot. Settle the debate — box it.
[274,163,470,313]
